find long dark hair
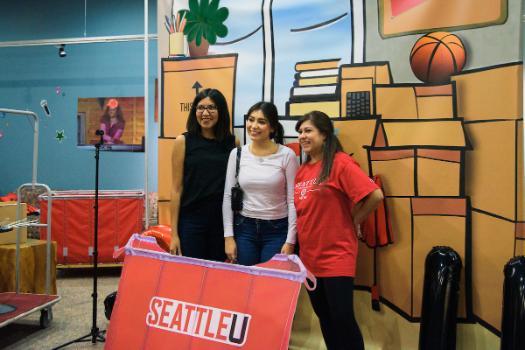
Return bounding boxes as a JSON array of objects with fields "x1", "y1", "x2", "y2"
[
  {"x1": 186, "y1": 88, "x2": 232, "y2": 142},
  {"x1": 100, "y1": 105, "x2": 125, "y2": 126},
  {"x1": 295, "y1": 110, "x2": 343, "y2": 183},
  {"x1": 246, "y1": 101, "x2": 284, "y2": 144}
]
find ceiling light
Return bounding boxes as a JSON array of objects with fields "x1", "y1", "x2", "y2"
[{"x1": 58, "y1": 44, "x2": 66, "y2": 58}]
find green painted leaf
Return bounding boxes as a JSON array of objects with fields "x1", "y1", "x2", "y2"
[
  {"x1": 199, "y1": 0, "x2": 208, "y2": 18},
  {"x1": 196, "y1": 24, "x2": 207, "y2": 40},
  {"x1": 209, "y1": 0, "x2": 219, "y2": 13},
  {"x1": 186, "y1": 11, "x2": 197, "y2": 22},
  {"x1": 206, "y1": 28, "x2": 217, "y2": 44},
  {"x1": 188, "y1": 0, "x2": 199, "y2": 14},
  {"x1": 195, "y1": 26, "x2": 203, "y2": 46},
  {"x1": 186, "y1": 24, "x2": 199, "y2": 42},
  {"x1": 215, "y1": 7, "x2": 228, "y2": 22},
  {"x1": 181, "y1": 0, "x2": 229, "y2": 45},
  {"x1": 215, "y1": 23, "x2": 227, "y2": 38},
  {"x1": 183, "y1": 20, "x2": 195, "y2": 36}
]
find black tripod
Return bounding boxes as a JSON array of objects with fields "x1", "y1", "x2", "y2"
[{"x1": 53, "y1": 130, "x2": 106, "y2": 349}]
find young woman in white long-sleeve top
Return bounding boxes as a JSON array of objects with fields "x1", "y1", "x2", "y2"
[{"x1": 222, "y1": 102, "x2": 299, "y2": 265}]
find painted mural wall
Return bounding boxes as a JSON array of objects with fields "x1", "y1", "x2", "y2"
[{"x1": 157, "y1": 0, "x2": 523, "y2": 341}]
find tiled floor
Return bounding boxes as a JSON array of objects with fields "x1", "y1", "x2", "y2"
[{"x1": 0, "y1": 268, "x2": 121, "y2": 350}]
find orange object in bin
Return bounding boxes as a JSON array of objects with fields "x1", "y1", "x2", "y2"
[
  {"x1": 105, "y1": 234, "x2": 315, "y2": 349},
  {"x1": 142, "y1": 225, "x2": 172, "y2": 252}
]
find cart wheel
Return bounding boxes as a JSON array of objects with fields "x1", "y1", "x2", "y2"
[{"x1": 39, "y1": 308, "x2": 53, "y2": 328}]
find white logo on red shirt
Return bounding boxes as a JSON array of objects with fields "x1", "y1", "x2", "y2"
[
  {"x1": 295, "y1": 178, "x2": 320, "y2": 200},
  {"x1": 299, "y1": 188, "x2": 308, "y2": 200}
]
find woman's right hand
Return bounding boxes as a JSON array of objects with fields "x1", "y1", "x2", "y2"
[
  {"x1": 225, "y1": 237, "x2": 237, "y2": 263},
  {"x1": 170, "y1": 234, "x2": 182, "y2": 255}
]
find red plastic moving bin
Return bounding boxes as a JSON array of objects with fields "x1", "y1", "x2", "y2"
[
  {"x1": 105, "y1": 235, "x2": 315, "y2": 350},
  {"x1": 39, "y1": 190, "x2": 144, "y2": 265}
]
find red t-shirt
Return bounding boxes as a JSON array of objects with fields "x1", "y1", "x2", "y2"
[{"x1": 294, "y1": 152, "x2": 378, "y2": 277}]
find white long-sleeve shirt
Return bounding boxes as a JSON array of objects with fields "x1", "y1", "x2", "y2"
[{"x1": 223, "y1": 144, "x2": 299, "y2": 244}]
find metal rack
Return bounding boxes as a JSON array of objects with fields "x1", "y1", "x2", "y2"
[{"x1": 0, "y1": 108, "x2": 60, "y2": 329}]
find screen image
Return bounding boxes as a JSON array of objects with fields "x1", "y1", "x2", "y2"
[{"x1": 77, "y1": 97, "x2": 145, "y2": 152}]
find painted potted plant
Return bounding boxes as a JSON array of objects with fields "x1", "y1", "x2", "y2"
[{"x1": 180, "y1": 0, "x2": 229, "y2": 57}]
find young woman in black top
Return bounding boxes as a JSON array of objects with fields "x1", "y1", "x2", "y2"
[{"x1": 170, "y1": 89, "x2": 235, "y2": 261}]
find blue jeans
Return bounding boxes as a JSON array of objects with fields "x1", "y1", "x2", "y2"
[
  {"x1": 178, "y1": 198, "x2": 226, "y2": 262},
  {"x1": 234, "y1": 214, "x2": 288, "y2": 266}
]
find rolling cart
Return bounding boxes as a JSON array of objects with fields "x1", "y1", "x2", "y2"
[{"x1": 0, "y1": 108, "x2": 60, "y2": 329}]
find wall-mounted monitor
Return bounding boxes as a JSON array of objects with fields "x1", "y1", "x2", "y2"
[{"x1": 77, "y1": 97, "x2": 145, "y2": 152}]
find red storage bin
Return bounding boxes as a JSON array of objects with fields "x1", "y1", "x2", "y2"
[
  {"x1": 106, "y1": 235, "x2": 314, "y2": 349},
  {"x1": 39, "y1": 190, "x2": 144, "y2": 265}
]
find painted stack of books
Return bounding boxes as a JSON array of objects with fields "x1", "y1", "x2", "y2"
[{"x1": 285, "y1": 58, "x2": 341, "y2": 118}]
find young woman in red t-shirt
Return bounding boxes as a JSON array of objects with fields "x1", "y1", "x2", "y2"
[{"x1": 294, "y1": 111, "x2": 384, "y2": 350}]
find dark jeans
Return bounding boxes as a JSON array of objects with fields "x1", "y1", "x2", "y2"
[
  {"x1": 178, "y1": 198, "x2": 226, "y2": 262},
  {"x1": 234, "y1": 214, "x2": 287, "y2": 266},
  {"x1": 307, "y1": 277, "x2": 364, "y2": 350}
]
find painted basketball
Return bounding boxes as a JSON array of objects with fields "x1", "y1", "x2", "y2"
[{"x1": 410, "y1": 32, "x2": 466, "y2": 83}]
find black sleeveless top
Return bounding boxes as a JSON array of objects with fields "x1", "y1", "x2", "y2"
[{"x1": 180, "y1": 132, "x2": 235, "y2": 211}]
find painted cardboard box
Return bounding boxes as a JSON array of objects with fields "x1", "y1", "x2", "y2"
[
  {"x1": 378, "y1": 197, "x2": 470, "y2": 319},
  {"x1": 158, "y1": 138, "x2": 176, "y2": 201},
  {"x1": 465, "y1": 119, "x2": 523, "y2": 222},
  {"x1": 333, "y1": 118, "x2": 378, "y2": 175},
  {"x1": 375, "y1": 83, "x2": 456, "y2": 119},
  {"x1": 339, "y1": 62, "x2": 392, "y2": 118},
  {"x1": 158, "y1": 200, "x2": 171, "y2": 226},
  {"x1": 451, "y1": 63, "x2": 522, "y2": 121},
  {"x1": 471, "y1": 210, "x2": 516, "y2": 331},
  {"x1": 515, "y1": 224, "x2": 525, "y2": 256},
  {"x1": 162, "y1": 55, "x2": 237, "y2": 138},
  {"x1": 367, "y1": 119, "x2": 470, "y2": 196}
]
